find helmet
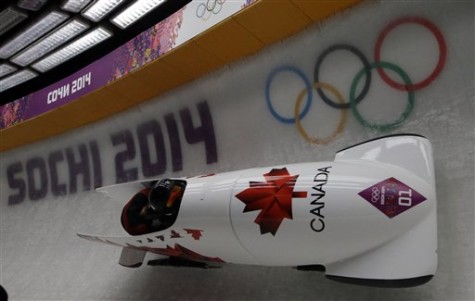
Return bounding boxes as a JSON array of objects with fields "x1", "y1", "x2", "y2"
[{"x1": 148, "y1": 179, "x2": 173, "y2": 211}]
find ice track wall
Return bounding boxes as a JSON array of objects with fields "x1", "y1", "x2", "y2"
[
  {"x1": 1, "y1": 1, "x2": 474, "y2": 300},
  {"x1": 0, "y1": 0, "x2": 361, "y2": 152}
]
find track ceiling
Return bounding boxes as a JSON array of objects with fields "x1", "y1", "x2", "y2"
[{"x1": 0, "y1": 0, "x2": 191, "y2": 105}]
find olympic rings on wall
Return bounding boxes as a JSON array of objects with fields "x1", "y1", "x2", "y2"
[
  {"x1": 265, "y1": 16, "x2": 446, "y2": 144},
  {"x1": 374, "y1": 16, "x2": 447, "y2": 91},
  {"x1": 265, "y1": 65, "x2": 313, "y2": 124},
  {"x1": 295, "y1": 82, "x2": 348, "y2": 145},
  {"x1": 350, "y1": 61, "x2": 415, "y2": 131},
  {"x1": 196, "y1": 0, "x2": 226, "y2": 21},
  {"x1": 314, "y1": 44, "x2": 372, "y2": 109}
]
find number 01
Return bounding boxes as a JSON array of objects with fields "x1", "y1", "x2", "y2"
[{"x1": 398, "y1": 189, "x2": 412, "y2": 206}]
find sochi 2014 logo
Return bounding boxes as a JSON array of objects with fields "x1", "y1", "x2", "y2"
[
  {"x1": 358, "y1": 177, "x2": 427, "y2": 218},
  {"x1": 235, "y1": 168, "x2": 307, "y2": 235},
  {"x1": 196, "y1": 0, "x2": 226, "y2": 21}
]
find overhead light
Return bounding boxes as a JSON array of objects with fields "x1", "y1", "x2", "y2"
[
  {"x1": 0, "y1": 7, "x2": 28, "y2": 36},
  {"x1": 61, "y1": 0, "x2": 92, "y2": 13},
  {"x1": 0, "y1": 11, "x2": 69, "y2": 59},
  {"x1": 11, "y1": 19, "x2": 89, "y2": 67},
  {"x1": 111, "y1": 0, "x2": 164, "y2": 29},
  {"x1": 82, "y1": 0, "x2": 126, "y2": 22},
  {"x1": 0, "y1": 69, "x2": 37, "y2": 93},
  {"x1": 17, "y1": 0, "x2": 49, "y2": 11},
  {"x1": 32, "y1": 27, "x2": 112, "y2": 72},
  {"x1": 0, "y1": 63, "x2": 18, "y2": 78}
]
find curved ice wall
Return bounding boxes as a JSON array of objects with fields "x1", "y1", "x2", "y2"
[{"x1": 0, "y1": 1, "x2": 473, "y2": 300}]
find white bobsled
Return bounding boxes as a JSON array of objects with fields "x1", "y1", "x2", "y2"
[{"x1": 78, "y1": 134, "x2": 437, "y2": 287}]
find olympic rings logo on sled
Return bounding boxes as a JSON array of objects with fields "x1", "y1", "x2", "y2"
[
  {"x1": 196, "y1": 0, "x2": 226, "y2": 21},
  {"x1": 265, "y1": 16, "x2": 447, "y2": 144}
]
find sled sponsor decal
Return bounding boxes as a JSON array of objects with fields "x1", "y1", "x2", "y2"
[
  {"x1": 79, "y1": 228, "x2": 204, "y2": 246},
  {"x1": 235, "y1": 168, "x2": 307, "y2": 236},
  {"x1": 128, "y1": 243, "x2": 225, "y2": 263},
  {"x1": 309, "y1": 166, "x2": 331, "y2": 232},
  {"x1": 135, "y1": 228, "x2": 203, "y2": 244},
  {"x1": 184, "y1": 228, "x2": 204, "y2": 240},
  {"x1": 358, "y1": 177, "x2": 426, "y2": 218},
  {"x1": 79, "y1": 232, "x2": 223, "y2": 263}
]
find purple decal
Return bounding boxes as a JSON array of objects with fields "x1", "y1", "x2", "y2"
[
  {"x1": 0, "y1": 96, "x2": 30, "y2": 128},
  {"x1": 180, "y1": 101, "x2": 217, "y2": 164},
  {"x1": 26, "y1": 157, "x2": 48, "y2": 201},
  {"x1": 5, "y1": 140, "x2": 102, "y2": 205},
  {"x1": 0, "y1": 7, "x2": 185, "y2": 129},
  {"x1": 7, "y1": 162, "x2": 26, "y2": 205},
  {"x1": 24, "y1": 57, "x2": 114, "y2": 120},
  {"x1": 358, "y1": 177, "x2": 426, "y2": 218},
  {"x1": 4, "y1": 102, "x2": 217, "y2": 205},
  {"x1": 242, "y1": 0, "x2": 258, "y2": 8},
  {"x1": 49, "y1": 150, "x2": 67, "y2": 197},
  {"x1": 165, "y1": 113, "x2": 183, "y2": 172},
  {"x1": 109, "y1": 101, "x2": 216, "y2": 185},
  {"x1": 111, "y1": 129, "x2": 139, "y2": 184},
  {"x1": 137, "y1": 120, "x2": 167, "y2": 177},
  {"x1": 89, "y1": 141, "x2": 103, "y2": 189},
  {"x1": 66, "y1": 144, "x2": 91, "y2": 194},
  {"x1": 111, "y1": 8, "x2": 184, "y2": 80}
]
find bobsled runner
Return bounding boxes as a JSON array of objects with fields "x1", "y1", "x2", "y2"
[{"x1": 78, "y1": 134, "x2": 437, "y2": 287}]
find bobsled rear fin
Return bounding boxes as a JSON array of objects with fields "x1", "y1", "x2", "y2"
[
  {"x1": 119, "y1": 247, "x2": 146, "y2": 268},
  {"x1": 335, "y1": 134, "x2": 435, "y2": 185}
]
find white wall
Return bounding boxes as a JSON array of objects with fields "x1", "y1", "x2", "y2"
[{"x1": 1, "y1": 1, "x2": 473, "y2": 299}]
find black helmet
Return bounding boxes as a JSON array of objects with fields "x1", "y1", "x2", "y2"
[{"x1": 148, "y1": 179, "x2": 173, "y2": 211}]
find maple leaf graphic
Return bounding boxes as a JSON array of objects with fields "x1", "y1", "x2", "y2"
[
  {"x1": 170, "y1": 230, "x2": 183, "y2": 239},
  {"x1": 184, "y1": 228, "x2": 204, "y2": 240},
  {"x1": 235, "y1": 168, "x2": 307, "y2": 235},
  {"x1": 127, "y1": 243, "x2": 225, "y2": 263}
]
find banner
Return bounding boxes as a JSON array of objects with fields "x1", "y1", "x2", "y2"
[{"x1": 0, "y1": 0, "x2": 256, "y2": 129}]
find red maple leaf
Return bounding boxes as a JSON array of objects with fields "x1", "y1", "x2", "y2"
[
  {"x1": 235, "y1": 168, "x2": 307, "y2": 235},
  {"x1": 184, "y1": 228, "x2": 204, "y2": 240},
  {"x1": 127, "y1": 243, "x2": 225, "y2": 263},
  {"x1": 170, "y1": 230, "x2": 183, "y2": 239}
]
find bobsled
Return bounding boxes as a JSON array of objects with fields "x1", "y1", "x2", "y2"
[{"x1": 78, "y1": 134, "x2": 437, "y2": 287}]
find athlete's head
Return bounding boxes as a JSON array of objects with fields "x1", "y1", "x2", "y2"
[{"x1": 148, "y1": 179, "x2": 172, "y2": 211}]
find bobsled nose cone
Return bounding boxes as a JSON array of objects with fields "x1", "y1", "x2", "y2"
[{"x1": 327, "y1": 134, "x2": 437, "y2": 286}]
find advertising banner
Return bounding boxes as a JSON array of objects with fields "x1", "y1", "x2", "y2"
[{"x1": 0, "y1": 0, "x2": 256, "y2": 129}]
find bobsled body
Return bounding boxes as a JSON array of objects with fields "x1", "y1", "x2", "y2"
[{"x1": 79, "y1": 134, "x2": 437, "y2": 287}]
